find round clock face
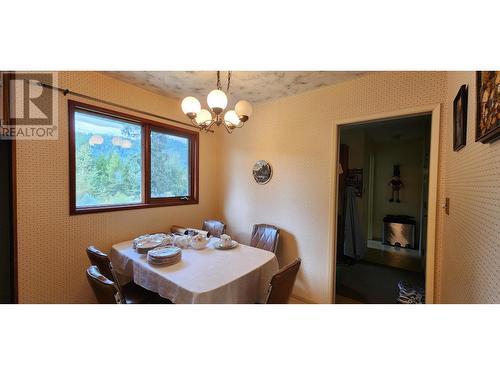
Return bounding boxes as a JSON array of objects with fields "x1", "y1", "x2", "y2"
[{"x1": 252, "y1": 160, "x2": 272, "y2": 184}]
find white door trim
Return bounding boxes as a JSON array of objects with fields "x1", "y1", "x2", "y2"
[{"x1": 328, "y1": 104, "x2": 441, "y2": 304}]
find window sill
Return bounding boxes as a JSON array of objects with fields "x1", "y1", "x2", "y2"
[{"x1": 70, "y1": 199, "x2": 198, "y2": 215}]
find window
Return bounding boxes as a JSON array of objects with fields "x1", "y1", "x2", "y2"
[
  {"x1": 74, "y1": 111, "x2": 143, "y2": 207},
  {"x1": 150, "y1": 129, "x2": 190, "y2": 198},
  {"x1": 69, "y1": 101, "x2": 198, "y2": 214}
]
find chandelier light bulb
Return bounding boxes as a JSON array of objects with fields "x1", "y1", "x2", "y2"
[
  {"x1": 235, "y1": 100, "x2": 253, "y2": 121},
  {"x1": 207, "y1": 89, "x2": 228, "y2": 114},
  {"x1": 224, "y1": 110, "x2": 240, "y2": 126},
  {"x1": 195, "y1": 109, "x2": 212, "y2": 126},
  {"x1": 181, "y1": 96, "x2": 201, "y2": 118}
]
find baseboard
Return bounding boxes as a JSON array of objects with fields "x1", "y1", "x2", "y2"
[{"x1": 290, "y1": 294, "x2": 316, "y2": 304}]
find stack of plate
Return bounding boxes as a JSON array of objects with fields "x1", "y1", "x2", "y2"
[
  {"x1": 147, "y1": 246, "x2": 182, "y2": 266},
  {"x1": 134, "y1": 233, "x2": 173, "y2": 254}
]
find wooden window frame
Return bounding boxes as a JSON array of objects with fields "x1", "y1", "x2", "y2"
[{"x1": 68, "y1": 100, "x2": 199, "y2": 215}]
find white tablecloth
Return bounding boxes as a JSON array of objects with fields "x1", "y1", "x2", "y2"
[{"x1": 110, "y1": 237, "x2": 279, "y2": 304}]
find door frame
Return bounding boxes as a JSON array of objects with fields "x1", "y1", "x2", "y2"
[
  {"x1": 328, "y1": 104, "x2": 441, "y2": 304},
  {"x1": 1, "y1": 72, "x2": 18, "y2": 303}
]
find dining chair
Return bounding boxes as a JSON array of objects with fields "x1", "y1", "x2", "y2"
[
  {"x1": 250, "y1": 224, "x2": 280, "y2": 253},
  {"x1": 266, "y1": 258, "x2": 302, "y2": 304},
  {"x1": 86, "y1": 265, "x2": 124, "y2": 304},
  {"x1": 202, "y1": 220, "x2": 226, "y2": 238},
  {"x1": 86, "y1": 246, "x2": 164, "y2": 304},
  {"x1": 86, "y1": 246, "x2": 114, "y2": 280}
]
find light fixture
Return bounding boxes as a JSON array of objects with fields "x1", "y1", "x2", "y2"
[{"x1": 181, "y1": 71, "x2": 252, "y2": 133}]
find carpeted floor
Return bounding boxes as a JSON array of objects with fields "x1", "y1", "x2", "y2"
[{"x1": 336, "y1": 261, "x2": 425, "y2": 304}]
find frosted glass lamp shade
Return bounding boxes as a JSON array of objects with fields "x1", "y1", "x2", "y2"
[
  {"x1": 207, "y1": 89, "x2": 228, "y2": 113},
  {"x1": 235, "y1": 100, "x2": 253, "y2": 118},
  {"x1": 224, "y1": 110, "x2": 240, "y2": 126},
  {"x1": 181, "y1": 96, "x2": 201, "y2": 117},
  {"x1": 195, "y1": 109, "x2": 212, "y2": 126}
]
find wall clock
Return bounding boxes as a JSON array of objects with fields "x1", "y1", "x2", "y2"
[{"x1": 252, "y1": 160, "x2": 273, "y2": 184}]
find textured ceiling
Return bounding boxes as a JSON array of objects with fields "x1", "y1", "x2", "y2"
[{"x1": 104, "y1": 71, "x2": 365, "y2": 104}]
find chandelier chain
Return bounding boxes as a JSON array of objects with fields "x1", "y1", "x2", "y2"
[
  {"x1": 227, "y1": 71, "x2": 231, "y2": 93},
  {"x1": 216, "y1": 71, "x2": 221, "y2": 90}
]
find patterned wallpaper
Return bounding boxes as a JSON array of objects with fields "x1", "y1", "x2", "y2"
[
  {"x1": 439, "y1": 72, "x2": 500, "y2": 303},
  {"x1": 15, "y1": 72, "x2": 221, "y2": 303}
]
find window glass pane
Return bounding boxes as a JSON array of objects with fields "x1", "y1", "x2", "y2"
[
  {"x1": 150, "y1": 130, "x2": 189, "y2": 198},
  {"x1": 74, "y1": 110, "x2": 142, "y2": 207}
]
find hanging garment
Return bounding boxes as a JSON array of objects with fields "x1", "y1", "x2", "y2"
[{"x1": 343, "y1": 186, "x2": 366, "y2": 260}]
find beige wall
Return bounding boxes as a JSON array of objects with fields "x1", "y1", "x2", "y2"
[
  {"x1": 439, "y1": 72, "x2": 500, "y2": 303},
  {"x1": 217, "y1": 72, "x2": 448, "y2": 303},
  {"x1": 15, "y1": 72, "x2": 221, "y2": 303}
]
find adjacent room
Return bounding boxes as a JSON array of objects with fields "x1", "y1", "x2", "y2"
[{"x1": 336, "y1": 115, "x2": 431, "y2": 303}]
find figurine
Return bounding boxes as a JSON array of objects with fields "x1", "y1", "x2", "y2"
[{"x1": 388, "y1": 165, "x2": 404, "y2": 203}]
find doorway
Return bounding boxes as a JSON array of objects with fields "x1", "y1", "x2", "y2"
[
  {"x1": 0, "y1": 139, "x2": 15, "y2": 303},
  {"x1": 0, "y1": 72, "x2": 16, "y2": 303},
  {"x1": 330, "y1": 105, "x2": 440, "y2": 304}
]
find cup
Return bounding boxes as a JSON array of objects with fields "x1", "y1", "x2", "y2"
[
  {"x1": 190, "y1": 234, "x2": 209, "y2": 250},
  {"x1": 220, "y1": 234, "x2": 232, "y2": 247}
]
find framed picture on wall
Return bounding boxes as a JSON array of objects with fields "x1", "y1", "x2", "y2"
[
  {"x1": 252, "y1": 160, "x2": 273, "y2": 184},
  {"x1": 476, "y1": 71, "x2": 500, "y2": 143},
  {"x1": 453, "y1": 84, "x2": 468, "y2": 151}
]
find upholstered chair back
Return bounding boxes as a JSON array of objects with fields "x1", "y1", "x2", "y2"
[
  {"x1": 86, "y1": 246, "x2": 114, "y2": 281},
  {"x1": 202, "y1": 220, "x2": 226, "y2": 238},
  {"x1": 86, "y1": 265, "x2": 123, "y2": 304},
  {"x1": 250, "y1": 224, "x2": 280, "y2": 253},
  {"x1": 266, "y1": 258, "x2": 301, "y2": 304}
]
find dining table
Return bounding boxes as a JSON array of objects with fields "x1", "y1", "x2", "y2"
[{"x1": 110, "y1": 234, "x2": 279, "y2": 304}]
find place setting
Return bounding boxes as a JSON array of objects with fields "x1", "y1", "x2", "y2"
[{"x1": 214, "y1": 234, "x2": 238, "y2": 250}]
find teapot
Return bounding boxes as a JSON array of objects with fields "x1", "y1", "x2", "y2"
[
  {"x1": 190, "y1": 233, "x2": 209, "y2": 250},
  {"x1": 161, "y1": 233, "x2": 176, "y2": 246},
  {"x1": 174, "y1": 235, "x2": 190, "y2": 249}
]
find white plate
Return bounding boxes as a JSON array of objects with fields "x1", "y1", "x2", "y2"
[
  {"x1": 147, "y1": 256, "x2": 181, "y2": 267},
  {"x1": 148, "y1": 246, "x2": 182, "y2": 259},
  {"x1": 215, "y1": 240, "x2": 239, "y2": 250},
  {"x1": 134, "y1": 233, "x2": 169, "y2": 251}
]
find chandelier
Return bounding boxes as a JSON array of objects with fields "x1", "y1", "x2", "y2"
[{"x1": 181, "y1": 71, "x2": 253, "y2": 133}]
